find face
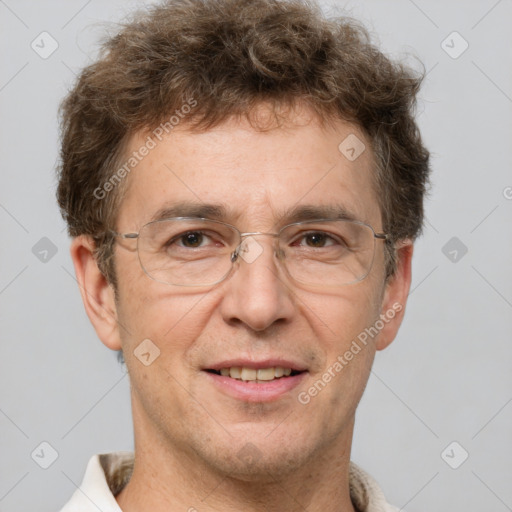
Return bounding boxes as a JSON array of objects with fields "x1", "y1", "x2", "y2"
[{"x1": 77, "y1": 105, "x2": 411, "y2": 480}]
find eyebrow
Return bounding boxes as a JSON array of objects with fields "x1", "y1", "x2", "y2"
[
  {"x1": 148, "y1": 201, "x2": 358, "y2": 225},
  {"x1": 149, "y1": 202, "x2": 229, "y2": 223},
  {"x1": 281, "y1": 204, "x2": 357, "y2": 224}
]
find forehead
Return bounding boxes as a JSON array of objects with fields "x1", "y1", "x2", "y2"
[{"x1": 116, "y1": 109, "x2": 381, "y2": 231}]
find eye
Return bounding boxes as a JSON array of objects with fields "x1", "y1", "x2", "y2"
[
  {"x1": 294, "y1": 231, "x2": 340, "y2": 248},
  {"x1": 179, "y1": 231, "x2": 207, "y2": 248},
  {"x1": 301, "y1": 232, "x2": 334, "y2": 247},
  {"x1": 166, "y1": 230, "x2": 216, "y2": 249}
]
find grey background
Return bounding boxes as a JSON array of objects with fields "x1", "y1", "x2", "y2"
[{"x1": 1, "y1": 0, "x2": 511, "y2": 511}]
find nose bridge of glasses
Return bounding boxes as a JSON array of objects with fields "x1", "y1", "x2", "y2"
[
  {"x1": 239, "y1": 230, "x2": 279, "y2": 238},
  {"x1": 233, "y1": 231, "x2": 282, "y2": 264}
]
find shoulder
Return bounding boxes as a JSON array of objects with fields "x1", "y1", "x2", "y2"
[
  {"x1": 349, "y1": 461, "x2": 404, "y2": 512},
  {"x1": 58, "y1": 452, "x2": 134, "y2": 512}
]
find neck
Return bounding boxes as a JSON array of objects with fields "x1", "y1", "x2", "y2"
[{"x1": 116, "y1": 399, "x2": 357, "y2": 512}]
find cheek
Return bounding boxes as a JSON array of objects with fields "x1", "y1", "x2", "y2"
[
  {"x1": 114, "y1": 258, "x2": 214, "y2": 370},
  {"x1": 115, "y1": 245, "x2": 206, "y2": 335},
  {"x1": 301, "y1": 282, "x2": 383, "y2": 348},
  {"x1": 117, "y1": 287, "x2": 214, "y2": 426},
  {"x1": 119, "y1": 290, "x2": 212, "y2": 349},
  {"x1": 291, "y1": 289, "x2": 380, "y2": 440},
  {"x1": 297, "y1": 285, "x2": 382, "y2": 394}
]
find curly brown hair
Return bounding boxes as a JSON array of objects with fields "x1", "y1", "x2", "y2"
[{"x1": 56, "y1": 0, "x2": 430, "y2": 287}]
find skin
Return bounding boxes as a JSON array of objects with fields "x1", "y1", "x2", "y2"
[{"x1": 71, "y1": 104, "x2": 413, "y2": 512}]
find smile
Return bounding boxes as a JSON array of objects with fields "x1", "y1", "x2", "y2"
[
  {"x1": 203, "y1": 362, "x2": 308, "y2": 402},
  {"x1": 208, "y1": 366, "x2": 300, "y2": 382}
]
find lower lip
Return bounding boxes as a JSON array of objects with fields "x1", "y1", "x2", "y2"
[{"x1": 203, "y1": 371, "x2": 307, "y2": 402}]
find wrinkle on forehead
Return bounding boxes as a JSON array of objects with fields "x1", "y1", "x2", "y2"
[{"x1": 116, "y1": 111, "x2": 381, "y2": 233}]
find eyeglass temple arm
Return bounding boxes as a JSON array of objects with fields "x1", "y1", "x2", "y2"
[{"x1": 109, "y1": 229, "x2": 139, "y2": 240}]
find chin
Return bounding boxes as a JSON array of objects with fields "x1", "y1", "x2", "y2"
[
  {"x1": 216, "y1": 445, "x2": 314, "y2": 482},
  {"x1": 187, "y1": 425, "x2": 323, "y2": 482}
]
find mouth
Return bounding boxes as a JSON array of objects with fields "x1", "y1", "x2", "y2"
[
  {"x1": 205, "y1": 366, "x2": 302, "y2": 382},
  {"x1": 202, "y1": 361, "x2": 308, "y2": 402}
]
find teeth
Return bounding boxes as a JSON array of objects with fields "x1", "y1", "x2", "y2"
[
  {"x1": 217, "y1": 366, "x2": 295, "y2": 381},
  {"x1": 256, "y1": 368, "x2": 275, "y2": 381},
  {"x1": 240, "y1": 368, "x2": 257, "y2": 381},
  {"x1": 229, "y1": 367, "x2": 242, "y2": 379}
]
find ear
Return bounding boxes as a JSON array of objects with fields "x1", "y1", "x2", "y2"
[
  {"x1": 70, "y1": 235, "x2": 122, "y2": 351},
  {"x1": 375, "y1": 241, "x2": 413, "y2": 351}
]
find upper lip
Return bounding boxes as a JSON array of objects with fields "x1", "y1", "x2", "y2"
[{"x1": 204, "y1": 358, "x2": 308, "y2": 372}]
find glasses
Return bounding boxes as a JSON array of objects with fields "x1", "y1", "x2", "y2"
[{"x1": 112, "y1": 217, "x2": 388, "y2": 287}]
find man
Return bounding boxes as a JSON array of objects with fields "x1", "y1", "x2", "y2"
[{"x1": 57, "y1": 0, "x2": 429, "y2": 510}]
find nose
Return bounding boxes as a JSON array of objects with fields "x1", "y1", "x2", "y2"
[{"x1": 218, "y1": 235, "x2": 295, "y2": 332}]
